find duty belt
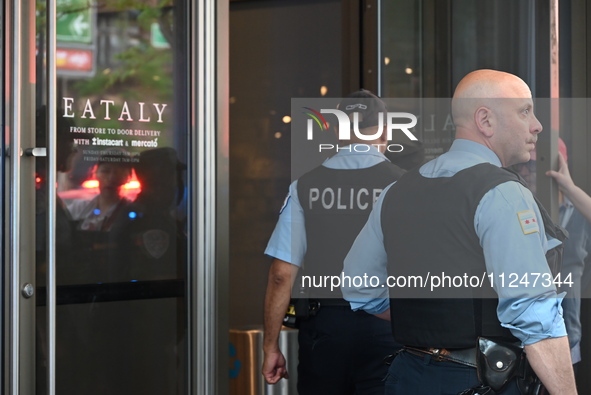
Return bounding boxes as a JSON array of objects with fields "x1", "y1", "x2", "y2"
[{"x1": 404, "y1": 346, "x2": 477, "y2": 368}]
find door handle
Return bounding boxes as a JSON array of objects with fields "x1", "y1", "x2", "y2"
[{"x1": 24, "y1": 147, "x2": 47, "y2": 157}]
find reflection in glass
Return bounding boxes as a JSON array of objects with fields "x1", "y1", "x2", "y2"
[
  {"x1": 380, "y1": 0, "x2": 535, "y2": 162},
  {"x1": 380, "y1": 0, "x2": 421, "y2": 98},
  {"x1": 67, "y1": 149, "x2": 133, "y2": 231},
  {"x1": 381, "y1": 1, "x2": 534, "y2": 98},
  {"x1": 35, "y1": 1, "x2": 188, "y2": 394}
]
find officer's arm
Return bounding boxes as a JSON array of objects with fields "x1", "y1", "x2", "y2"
[
  {"x1": 524, "y1": 337, "x2": 577, "y2": 395},
  {"x1": 262, "y1": 258, "x2": 299, "y2": 384},
  {"x1": 475, "y1": 183, "x2": 576, "y2": 393},
  {"x1": 342, "y1": 183, "x2": 393, "y2": 315}
]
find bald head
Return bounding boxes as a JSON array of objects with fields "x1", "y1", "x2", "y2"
[
  {"x1": 451, "y1": 69, "x2": 532, "y2": 130},
  {"x1": 450, "y1": 69, "x2": 542, "y2": 167}
]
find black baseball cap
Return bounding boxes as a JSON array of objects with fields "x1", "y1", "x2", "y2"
[
  {"x1": 336, "y1": 89, "x2": 387, "y2": 129},
  {"x1": 135, "y1": 147, "x2": 187, "y2": 181}
]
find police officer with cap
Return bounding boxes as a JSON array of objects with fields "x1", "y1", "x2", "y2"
[
  {"x1": 262, "y1": 90, "x2": 404, "y2": 394},
  {"x1": 342, "y1": 70, "x2": 577, "y2": 394}
]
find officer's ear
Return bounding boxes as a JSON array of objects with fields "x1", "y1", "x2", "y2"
[{"x1": 474, "y1": 106, "x2": 495, "y2": 138}]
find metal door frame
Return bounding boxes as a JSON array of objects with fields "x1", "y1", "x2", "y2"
[
  {"x1": 0, "y1": 0, "x2": 3, "y2": 387},
  {"x1": 3, "y1": 0, "x2": 230, "y2": 394},
  {"x1": 5, "y1": 0, "x2": 37, "y2": 393},
  {"x1": 190, "y1": 1, "x2": 230, "y2": 394}
]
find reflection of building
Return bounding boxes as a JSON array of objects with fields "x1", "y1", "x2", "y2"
[{"x1": 3, "y1": 0, "x2": 591, "y2": 394}]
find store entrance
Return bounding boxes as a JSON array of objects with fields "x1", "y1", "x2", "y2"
[{"x1": 4, "y1": 1, "x2": 191, "y2": 393}]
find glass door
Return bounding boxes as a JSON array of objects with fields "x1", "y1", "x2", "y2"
[
  {"x1": 5, "y1": 0, "x2": 228, "y2": 393},
  {"x1": 39, "y1": 1, "x2": 190, "y2": 393},
  {"x1": 6, "y1": 1, "x2": 191, "y2": 393}
]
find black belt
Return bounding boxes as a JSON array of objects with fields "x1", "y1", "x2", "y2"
[{"x1": 404, "y1": 346, "x2": 477, "y2": 368}]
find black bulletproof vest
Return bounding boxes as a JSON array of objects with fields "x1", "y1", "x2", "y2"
[
  {"x1": 298, "y1": 161, "x2": 405, "y2": 299},
  {"x1": 381, "y1": 163, "x2": 566, "y2": 348}
]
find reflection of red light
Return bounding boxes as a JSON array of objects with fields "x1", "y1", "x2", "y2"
[
  {"x1": 124, "y1": 180, "x2": 140, "y2": 189},
  {"x1": 78, "y1": 171, "x2": 141, "y2": 200},
  {"x1": 59, "y1": 170, "x2": 141, "y2": 201},
  {"x1": 82, "y1": 179, "x2": 140, "y2": 190},
  {"x1": 35, "y1": 173, "x2": 43, "y2": 190},
  {"x1": 82, "y1": 179, "x2": 99, "y2": 189}
]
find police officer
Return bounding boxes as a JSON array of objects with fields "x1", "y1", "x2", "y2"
[
  {"x1": 121, "y1": 147, "x2": 187, "y2": 280},
  {"x1": 342, "y1": 70, "x2": 578, "y2": 394},
  {"x1": 262, "y1": 90, "x2": 405, "y2": 394}
]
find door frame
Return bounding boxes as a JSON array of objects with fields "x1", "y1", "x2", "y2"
[
  {"x1": 190, "y1": 1, "x2": 229, "y2": 394},
  {"x1": 3, "y1": 0, "x2": 230, "y2": 394},
  {"x1": 4, "y1": 0, "x2": 37, "y2": 393}
]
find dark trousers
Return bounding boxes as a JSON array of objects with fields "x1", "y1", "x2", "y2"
[
  {"x1": 297, "y1": 306, "x2": 401, "y2": 395},
  {"x1": 384, "y1": 349, "x2": 522, "y2": 395}
]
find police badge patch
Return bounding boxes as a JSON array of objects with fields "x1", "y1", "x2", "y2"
[
  {"x1": 517, "y1": 210, "x2": 539, "y2": 235},
  {"x1": 142, "y1": 229, "x2": 170, "y2": 259}
]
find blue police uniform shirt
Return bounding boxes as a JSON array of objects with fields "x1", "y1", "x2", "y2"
[
  {"x1": 264, "y1": 144, "x2": 390, "y2": 266},
  {"x1": 342, "y1": 139, "x2": 567, "y2": 346}
]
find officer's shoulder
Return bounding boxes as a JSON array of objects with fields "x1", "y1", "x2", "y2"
[
  {"x1": 296, "y1": 163, "x2": 327, "y2": 181},
  {"x1": 490, "y1": 180, "x2": 535, "y2": 207}
]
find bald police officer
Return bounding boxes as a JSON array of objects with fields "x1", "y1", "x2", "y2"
[{"x1": 342, "y1": 70, "x2": 577, "y2": 394}]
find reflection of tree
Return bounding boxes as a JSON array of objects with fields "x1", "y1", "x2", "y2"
[
  {"x1": 36, "y1": 0, "x2": 177, "y2": 146},
  {"x1": 36, "y1": 0, "x2": 175, "y2": 98},
  {"x1": 82, "y1": 2, "x2": 174, "y2": 98},
  {"x1": 76, "y1": 45, "x2": 173, "y2": 98}
]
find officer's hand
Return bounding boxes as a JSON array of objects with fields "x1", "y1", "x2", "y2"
[{"x1": 262, "y1": 350, "x2": 289, "y2": 384}]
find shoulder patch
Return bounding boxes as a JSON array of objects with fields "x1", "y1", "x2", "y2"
[{"x1": 517, "y1": 210, "x2": 540, "y2": 234}]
